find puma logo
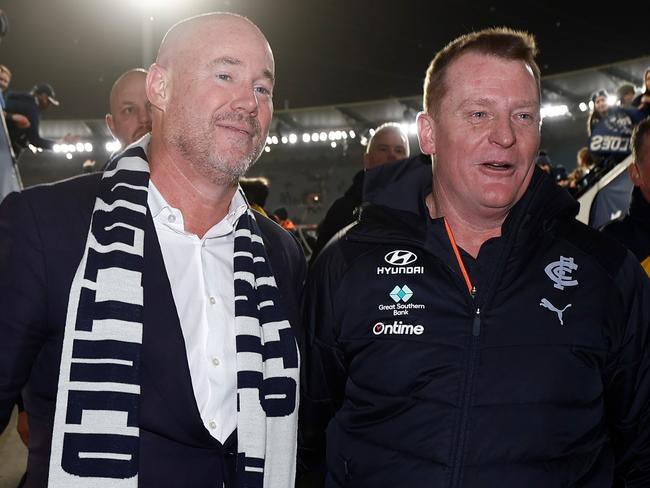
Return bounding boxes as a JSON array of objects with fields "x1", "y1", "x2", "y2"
[{"x1": 540, "y1": 298, "x2": 571, "y2": 325}]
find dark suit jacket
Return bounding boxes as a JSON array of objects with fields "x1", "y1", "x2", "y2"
[{"x1": 0, "y1": 173, "x2": 306, "y2": 487}]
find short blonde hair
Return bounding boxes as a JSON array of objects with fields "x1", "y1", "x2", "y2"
[{"x1": 423, "y1": 27, "x2": 540, "y2": 116}]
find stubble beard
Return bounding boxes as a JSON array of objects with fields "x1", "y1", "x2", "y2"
[{"x1": 169, "y1": 110, "x2": 265, "y2": 187}]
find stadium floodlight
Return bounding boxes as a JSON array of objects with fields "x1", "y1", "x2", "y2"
[
  {"x1": 349, "y1": 130, "x2": 356, "y2": 139},
  {"x1": 330, "y1": 141, "x2": 337, "y2": 148},
  {"x1": 84, "y1": 142, "x2": 93, "y2": 152},
  {"x1": 281, "y1": 136, "x2": 288, "y2": 144},
  {"x1": 540, "y1": 104, "x2": 569, "y2": 119},
  {"x1": 106, "y1": 140, "x2": 121, "y2": 153},
  {"x1": 289, "y1": 134, "x2": 297, "y2": 144},
  {"x1": 578, "y1": 102, "x2": 588, "y2": 112}
]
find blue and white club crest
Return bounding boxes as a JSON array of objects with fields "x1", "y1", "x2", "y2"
[{"x1": 544, "y1": 256, "x2": 578, "y2": 290}]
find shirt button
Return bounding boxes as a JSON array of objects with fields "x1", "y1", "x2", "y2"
[
  {"x1": 208, "y1": 421, "x2": 216, "y2": 430},
  {"x1": 212, "y1": 357, "x2": 220, "y2": 366},
  {"x1": 167, "y1": 214, "x2": 176, "y2": 223},
  {"x1": 209, "y1": 296, "x2": 216, "y2": 305}
]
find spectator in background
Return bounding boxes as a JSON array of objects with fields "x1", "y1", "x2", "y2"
[
  {"x1": 105, "y1": 68, "x2": 152, "y2": 149},
  {"x1": 0, "y1": 64, "x2": 10, "y2": 108},
  {"x1": 0, "y1": 65, "x2": 30, "y2": 131},
  {"x1": 565, "y1": 146, "x2": 595, "y2": 195},
  {"x1": 602, "y1": 118, "x2": 650, "y2": 276},
  {"x1": 535, "y1": 149, "x2": 552, "y2": 174},
  {"x1": 587, "y1": 89, "x2": 610, "y2": 136},
  {"x1": 273, "y1": 206, "x2": 296, "y2": 231},
  {"x1": 632, "y1": 67, "x2": 650, "y2": 110},
  {"x1": 587, "y1": 89, "x2": 649, "y2": 168},
  {"x1": 309, "y1": 122, "x2": 410, "y2": 263},
  {"x1": 240, "y1": 176, "x2": 270, "y2": 216},
  {"x1": 617, "y1": 83, "x2": 636, "y2": 107},
  {"x1": 4, "y1": 83, "x2": 70, "y2": 157}
]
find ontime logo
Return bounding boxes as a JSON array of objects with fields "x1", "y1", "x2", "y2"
[{"x1": 372, "y1": 321, "x2": 424, "y2": 336}]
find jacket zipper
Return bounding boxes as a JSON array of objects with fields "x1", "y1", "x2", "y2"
[
  {"x1": 346, "y1": 232, "x2": 485, "y2": 487},
  {"x1": 450, "y1": 293, "x2": 481, "y2": 488}
]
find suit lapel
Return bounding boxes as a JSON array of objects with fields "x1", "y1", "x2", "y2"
[{"x1": 141, "y1": 210, "x2": 220, "y2": 447}]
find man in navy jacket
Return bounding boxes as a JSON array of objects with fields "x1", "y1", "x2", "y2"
[{"x1": 301, "y1": 28, "x2": 650, "y2": 487}]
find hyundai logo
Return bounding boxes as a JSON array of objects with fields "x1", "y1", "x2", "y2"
[{"x1": 384, "y1": 250, "x2": 417, "y2": 266}]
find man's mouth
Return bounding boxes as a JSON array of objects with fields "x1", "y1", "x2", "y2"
[
  {"x1": 218, "y1": 123, "x2": 252, "y2": 136},
  {"x1": 481, "y1": 161, "x2": 514, "y2": 171}
]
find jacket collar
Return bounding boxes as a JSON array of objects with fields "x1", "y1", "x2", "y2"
[
  {"x1": 628, "y1": 186, "x2": 650, "y2": 225},
  {"x1": 352, "y1": 153, "x2": 579, "y2": 246}
]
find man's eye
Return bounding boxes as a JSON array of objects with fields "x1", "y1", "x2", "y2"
[
  {"x1": 516, "y1": 112, "x2": 536, "y2": 124},
  {"x1": 255, "y1": 86, "x2": 272, "y2": 96},
  {"x1": 471, "y1": 111, "x2": 487, "y2": 119},
  {"x1": 217, "y1": 74, "x2": 231, "y2": 81}
]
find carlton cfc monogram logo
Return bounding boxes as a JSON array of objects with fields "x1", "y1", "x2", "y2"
[{"x1": 544, "y1": 256, "x2": 578, "y2": 290}]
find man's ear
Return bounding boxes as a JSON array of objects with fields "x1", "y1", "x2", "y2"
[
  {"x1": 416, "y1": 111, "x2": 436, "y2": 155},
  {"x1": 362, "y1": 152, "x2": 370, "y2": 168},
  {"x1": 629, "y1": 161, "x2": 642, "y2": 186},
  {"x1": 146, "y1": 63, "x2": 168, "y2": 111},
  {"x1": 105, "y1": 113, "x2": 115, "y2": 137}
]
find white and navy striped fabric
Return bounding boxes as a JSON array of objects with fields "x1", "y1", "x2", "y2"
[{"x1": 48, "y1": 135, "x2": 299, "y2": 488}]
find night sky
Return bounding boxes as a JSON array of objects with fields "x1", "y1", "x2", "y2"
[{"x1": 1, "y1": 0, "x2": 647, "y2": 119}]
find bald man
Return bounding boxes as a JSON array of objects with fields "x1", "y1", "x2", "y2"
[
  {"x1": 310, "y1": 123, "x2": 409, "y2": 262},
  {"x1": 106, "y1": 68, "x2": 152, "y2": 148},
  {"x1": 0, "y1": 13, "x2": 305, "y2": 488}
]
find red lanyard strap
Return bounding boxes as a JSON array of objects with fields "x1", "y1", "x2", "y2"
[{"x1": 444, "y1": 217, "x2": 473, "y2": 295}]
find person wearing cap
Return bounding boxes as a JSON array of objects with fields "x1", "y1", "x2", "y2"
[
  {"x1": 587, "y1": 88, "x2": 650, "y2": 168},
  {"x1": 4, "y1": 82, "x2": 64, "y2": 157}
]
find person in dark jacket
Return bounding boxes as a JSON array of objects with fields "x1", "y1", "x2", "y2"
[
  {"x1": 5, "y1": 83, "x2": 61, "y2": 157},
  {"x1": 631, "y1": 67, "x2": 650, "y2": 110},
  {"x1": 309, "y1": 123, "x2": 409, "y2": 263},
  {"x1": 0, "y1": 13, "x2": 305, "y2": 488},
  {"x1": 300, "y1": 27, "x2": 650, "y2": 488},
  {"x1": 602, "y1": 117, "x2": 650, "y2": 276}
]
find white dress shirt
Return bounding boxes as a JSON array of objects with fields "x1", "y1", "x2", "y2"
[{"x1": 148, "y1": 182, "x2": 248, "y2": 443}]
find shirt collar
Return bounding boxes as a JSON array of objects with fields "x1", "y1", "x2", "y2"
[{"x1": 148, "y1": 181, "x2": 249, "y2": 236}]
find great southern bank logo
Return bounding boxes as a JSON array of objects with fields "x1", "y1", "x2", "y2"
[
  {"x1": 377, "y1": 250, "x2": 424, "y2": 275},
  {"x1": 372, "y1": 320, "x2": 424, "y2": 336},
  {"x1": 390, "y1": 285, "x2": 413, "y2": 302}
]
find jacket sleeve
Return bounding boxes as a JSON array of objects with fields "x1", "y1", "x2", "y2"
[
  {"x1": 298, "y1": 248, "x2": 348, "y2": 486},
  {"x1": 25, "y1": 108, "x2": 55, "y2": 150},
  {"x1": 605, "y1": 254, "x2": 650, "y2": 487},
  {"x1": 0, "y1": 191, "x2": 49, "y2": 433}
]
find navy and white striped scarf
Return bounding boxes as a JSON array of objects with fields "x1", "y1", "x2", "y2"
[{"x1": 48, "y1": 137, "x2": 299, "y2": 487}]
